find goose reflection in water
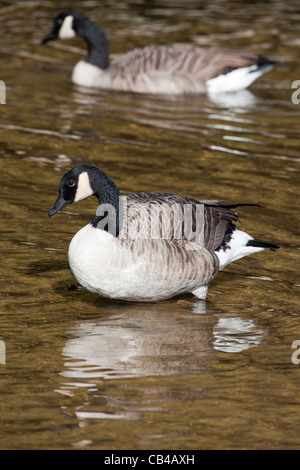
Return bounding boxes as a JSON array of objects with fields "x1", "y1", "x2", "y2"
[{"x1": 60, "y1": 301, "x2": 265, "y2": 383}]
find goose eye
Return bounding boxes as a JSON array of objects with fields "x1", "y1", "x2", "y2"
[{"x1": 67, "y1": 179, "x2": 75, "y2": 188}]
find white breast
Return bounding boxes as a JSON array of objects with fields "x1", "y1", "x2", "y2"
[
  {"x1": 68, "y1": 223, "x2": 215, "y2": 301},
  {"x1": 68, "y1": 224, "x2": 121, "y2": 297},
  {"x1": 72, "y1": 60, "x2": 110, "y2": 88}
]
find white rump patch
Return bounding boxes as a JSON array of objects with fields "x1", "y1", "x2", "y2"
[
  {"x1": 215, "y1": 229, "x2": 266, "y2": 270},
  {"x1": 207, "y1": 64, "x2": 271, "y2": 94},
  {"x1": 75, "y1": 172, "x2": 93, "y2": 202},
  {"x1": 59, "y1": 15, "x2": 76, "y2": 40}
]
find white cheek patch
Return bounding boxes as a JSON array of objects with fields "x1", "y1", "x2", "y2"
[
  {"x1": 75, "y1": 172, "x2": 94, "y2": 202},
  {"x1": 58, "y1": 15, "x2": 76, "y2": 40}
]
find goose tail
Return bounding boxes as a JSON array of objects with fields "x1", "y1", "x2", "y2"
[
  {"x1": 215, "y1": 229, "x2": 279, "y2": 270},
  {"x1": 246, "y1": 238, "x2": 279, "y2": 251},
  {"x1": 207, "y1": 57, "x2": 280, "y2": 94}
]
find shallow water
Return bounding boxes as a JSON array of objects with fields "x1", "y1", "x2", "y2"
[{"x1": 0, "y1": 0, "x2": 300, "y2": 450}]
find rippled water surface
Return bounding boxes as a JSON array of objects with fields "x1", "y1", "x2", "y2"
[{"x1": 0, "y1": 0, "x2": 300, "y2": 450}]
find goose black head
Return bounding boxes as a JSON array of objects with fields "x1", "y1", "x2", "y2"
[
  {"x1": 42, "y1": 11, "x2": 109, "y2": 69},
  {"x1": 42, "y1": 11, "x2": 84, "y2": 44},
  {"x1": 49, "y1": 165, "x2": 123, "y2": 237},
  {"x1": 49, "y1": 165, "x2": 95, "y2": 217}
]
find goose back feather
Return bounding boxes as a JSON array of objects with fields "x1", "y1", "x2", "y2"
[
  {"x1": 106, "y1": 46, "x2": 272, "y2": 93},
  {"x1": 118, "y1": 192, "x2": 244, "y2": 250}
]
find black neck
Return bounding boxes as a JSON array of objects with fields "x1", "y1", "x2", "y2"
[
  {"x1": 89, "y1": 168, "x2": 123, "y2": 237},
  {"x1": 74, "y1": 16, "x2": 109, "y2": 69}
]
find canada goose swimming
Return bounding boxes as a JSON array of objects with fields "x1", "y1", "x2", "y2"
[
  {"x1": 49, "y1": 165, "x2": 279, "y2": 302},
  {"x1": 42, "y1": 11, "x2": 279, "y2": 94}
]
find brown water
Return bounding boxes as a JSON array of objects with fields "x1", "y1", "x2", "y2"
[{"x1": 0, "y1": 0, "x2": 300, "y2": 450}]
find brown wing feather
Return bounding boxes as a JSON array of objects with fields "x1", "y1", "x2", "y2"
[
  {"x1": 121, "y1": 192, "x2": 255, "y2": 251},
  {"x1": 111, "y1": 45, "x2": 265, "y2": 82}
]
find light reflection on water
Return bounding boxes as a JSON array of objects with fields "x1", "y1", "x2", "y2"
[{"x1": 213, "y1": 316, "x2": 265, "y2": 353}]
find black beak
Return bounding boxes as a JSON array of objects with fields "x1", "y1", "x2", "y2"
[
  {"x1": 41, "y1": 30, "x2": 57, "y2": 45},
  {"x1": 49, "y1": 194, "x2": 70, "y2": 217}
]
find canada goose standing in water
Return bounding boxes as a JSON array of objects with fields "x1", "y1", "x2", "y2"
[
  {"x1": 42, "y1": 11, "x2": 279, "y2": 94},
  {"x1": 49, "y1": 165, "x2": 279, "y2": 302}
]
